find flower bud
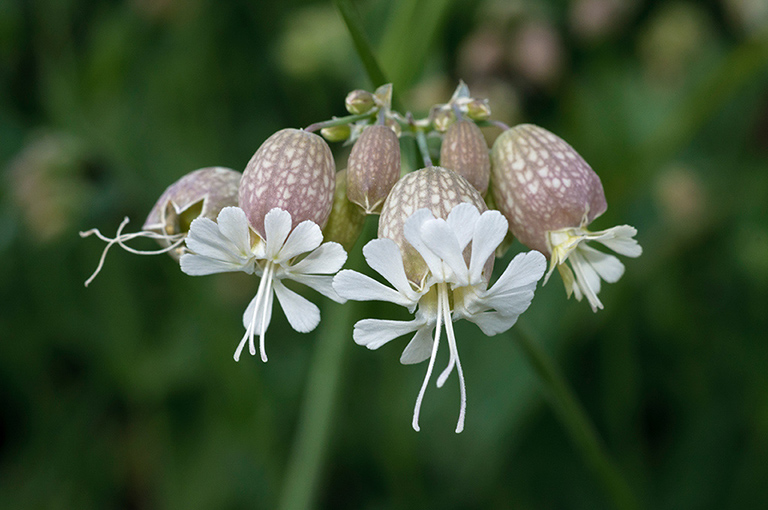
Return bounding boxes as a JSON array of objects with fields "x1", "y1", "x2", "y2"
[
  {"x1": 322, "y1": 169, "x2": 366, "y2": 251},
  {"x1": 239, "y1": 128, "x2": 335, "y2": 238},
  {"x1": 465, "y1": 98, "x2": 491, "y2": 121},
  {"x1": 144, "y1": 166, "x2": 241, "y2": 257},
  {"x1": 345, "y1": 89, "x2": 376, "y2": 115},
  {"x1": 379, "y1": 166, "x2": 487, "y2": 284},
  {"x1": 385, "y1": 117, "x2": 402, "y2": 138},
  {"x1": 490, "y1": 124, "x2": 606, "y2": 254},
  {"x1": 346, "y1": 125, "x2": 401, "y2": 214},
  {"x1": 320, "y1": 124, "x2": 351, "y2": 143},
  {"x1": 440, "y1": 119, "x2": 490, "y2": 195},
  {"x1": 431, "y1": 107, "x2": 456, "y2": 132}
]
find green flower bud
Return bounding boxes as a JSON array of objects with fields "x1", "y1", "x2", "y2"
[
  {"x1": 322, "y1": 169, "x2": 366, "y2": 251},
  {"x1": 345, "y1": 89, "x2": 376, "y2": 115},
  {"x1": 439, "y1": 119, "x2": 490, "y2": 195},
  {"x1": 347, "y1": 125, "x2": 401, "y2": 214},
  {"x1": 378, "y1": 166, "x2": 488, "y2": 285},
  {"x1": 465, "y1": 98, "x2": 491, "y2": 121},
  {"x1": 320, "y1": 124, "x2": 351, "y2": 143},
  {"x1": 431, "y1": 107, "x2": 456, "y2": 133},
  {"x1": 239, "y1": 128, "x2": 336, "y2": 238}
]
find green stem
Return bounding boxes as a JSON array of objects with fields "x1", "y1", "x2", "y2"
[
  {"x1": 333, "y1": 0, "x2": 404, "y2": 111},
  {"x1": 415, "y1": 129, "x2": 433, "y2": 167},
  {"x1": 515, "y1": 321, "x2": 640, "y2": 510},
  {"x1": 333, "y1": 0, "x2": 388, "y2": 88},
  {"x1": 277, "y1": 300, "x2": 353, "y2": 510},
  {"x1": 305, "y1": 112, "x2": 375, "y2": 133}
]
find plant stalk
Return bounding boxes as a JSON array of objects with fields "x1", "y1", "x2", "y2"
[{"x1": 515, "y1": 321, "x2": 640, "y2": 510}]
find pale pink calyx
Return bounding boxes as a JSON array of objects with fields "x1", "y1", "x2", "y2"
[
  {"x1": 80, "y1": 166, "x2": 241, "y2": 286},
  {"x1": 346, "y1": 124, "x2": 401, "y2": 214},
  {"x1": 378, "y1": 166, "x2": 488, "y2": 287},
  {"x1": 239, "y1": 129, "x2": 335, "y2": 238},
  {"x1": 490, "y1": 124, "x2": 641, "y2": 312},
  {"x1": 490, "y1": 124, "x2": 606, "y2": 254}
]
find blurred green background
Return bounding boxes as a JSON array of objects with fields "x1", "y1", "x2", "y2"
[{"x1": 2, "y1": 0, "x2": 768, "y2": 508}]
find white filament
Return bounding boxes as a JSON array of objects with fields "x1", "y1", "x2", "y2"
[{"x1": 80, "y1": 217, "x2": 185, "y2": 287}]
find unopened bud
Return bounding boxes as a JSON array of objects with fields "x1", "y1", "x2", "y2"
[
  {"x1": 490, "y1": 124, "x2": 606, "y2": 254},
  {"x1": 322, "y1": 169, "x2": 366, "y2": 251},
  {"x1": 346, "y1": 125, "x2": 401, "y2": 214},
  {"x1": 385, "y1": 117, "x2": 402, "y2": 138},
  {"x1": 431, "y1": 107, "x2": 456, "y2": 132},
  {"x1": 345, "y1": 89, "x2": 376, "y2": 115},
  {"x1": 440, "y1": 120, "x2": 490, "y2": 195},
  {"x1": 144, "y1": 166, "x2": 241, "y2": 257},
  {"x1": 465, "y1": 98, "x2": 491, "y2": 121},
  {"x1": 320, "y1": 124, "x2": 351, "y2": 142},
  {"x1": 379, "y1": 166, "x2": 488, "y2": 284},
  {"x1": 239, "y1": 128, "x2": 336, "y2": 238}
]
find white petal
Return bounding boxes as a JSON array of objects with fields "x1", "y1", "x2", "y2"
[
  {"x1": 569, "y1": 250, "x2": 603, "y2": 312},
  {"x1": 399, "y1": 326, "x2": 435, "y2": 364},
  {"x1": 362, "y1": 239, "x2": 420, "y2": 301},
  {"x1": 403, "y1": 209, "x2": 444, "y2": 277},
  {"x1": 353, "y1": 318, "x2": 423, "y2": 350},
  {"x1": 289, "y1": 242, "x2": 347, "y2": 275},
  {"x1": 277, "y1": 220, "x2": 323, "y2": 263},
  {"x1": 579, "y1": 244, "x2": 625, "y2": 283},
  {"x1": 468, "y1": 210, "x2": 508, "y2": 283},
  {"x1": 485, "y1": 251, "x2": 546, "y2": 300},
  {"x1": 419, "y1": 219, "x2": 468, "y2": 284},
  {"x1": 288, "y1": 274, "x2": 345, "y2": 303},
  {"x1": 591, "y1": 225, "x2": 642, "y2": 257},
  {"x1": 333, "y1": 270, "x2": 418, "y2": 309},
  {"x1": 241, "y1": 286, "x2": 274, "y2": 333},
  {"x1": 470, "y1": 287, "x2": 536, "y2": 318},
  {"x1": 180, "y1": 252, "x2": 253, "y2": 276},
  {"x1": 263, "y1": 208, "x2": 292, "y2": 259},
  {"x1": 215, "y1": 207, "x2": 253, "y2": 254},
  {"x1": 272, "y1": 280, "x2": 321, "y2": 333},
  {"x1": 446, "y1": 203, "x2": 480, "y2": 250},
  {"x1": 466, "y1": 311, "x2": 521, "y2": 336},
  {"x1": 185, "y1": 216, "x2": 252, "y2": 268}
]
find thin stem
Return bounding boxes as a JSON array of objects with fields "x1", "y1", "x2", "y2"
[
  {"x1": 305, "y1": 112, "x2": 374, "y2": 133},
  {"x1": 475, "y1": 119, "x2": 510, "y2": 131},
  {"x1": 333, "y1": 0, "x2": 404, "y2": 111},
  {"x1": 277, "y1": 300, "x2": 354, "y2": 510},
  {"x1": 333, "y1": 0, "x2": 388, "y2": 87},
  {"x1": 515, "y1": 320, "x2": 640, "y2": 510},
  {"x1": 415, "y1": 129, "x2": 433, "y2": 167}
]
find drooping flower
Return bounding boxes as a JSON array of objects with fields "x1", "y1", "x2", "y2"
[
  {"x1": 180, "y1": 128, "x2": 345, "y2": 362},
  {"x1": 181, "y1": 206, "x2": 346, "y2": 362},
  {"x1": 334, "y1": 168, "x2": 546, "y2": 433},
  {"x1": 80, "y1": 166, "x2": 241, "y2": 286},
  {"x1": 491, "y1": 124, "x2": 641, "y2": 311}
]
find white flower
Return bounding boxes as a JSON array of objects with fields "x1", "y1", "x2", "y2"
[
  {"x1": 180, "y1": 206, "x2": 347, "y2": 362},
  {"x1": 545, "y1": 214, "x2": 642, "y2": 313},
  {"x1": 333, "y1": 203, "x2": 546, "y2": 433}
]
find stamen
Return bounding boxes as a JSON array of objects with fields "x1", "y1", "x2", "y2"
[
  {"x1": 412, "y1": 290, "x2": 443, "y2": 432},
  {"x1": 80, "y1": 217, "x2": 185, "y2": 287},
  {"x1": 436, "y1": 284, "x2": 456, "y2": 388},
  {"x1": 259, "y1": 263, "x2": 275, "y2": 363},
  {"x1": 234, "y1": 262, "x2": 272, "y2": 362},
  {"x1": 441, "y1": 283, "x2": 466, "y2": 433},
  {"x1": 568, "y1": 255, "x2": 603, "y2": 312}
]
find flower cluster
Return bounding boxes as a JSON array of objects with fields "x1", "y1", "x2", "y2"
[{"x1": 82, "y1": 82, "x2": 641, "y2": 432}]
